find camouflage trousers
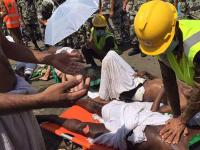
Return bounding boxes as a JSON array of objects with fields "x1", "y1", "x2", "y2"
[
  {"x1": 126, "y1": 0, "x2": 146, "y2": 44},
  {"x1": 17, "y1": 0, "x2": 42, "y2": 42},
  {"x1": 56, "y1": 22, "x2": 90, "y2": 48},
  {"x1": 178, "y1": 1, "x2": 200, "y2": 19},
  {"x1": 110, "y1": 10, "x2": 131, "y2": 45}
]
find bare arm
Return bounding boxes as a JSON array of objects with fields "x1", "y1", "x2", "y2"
[
  {"x1": 151, "y1": 86, "x2": 164, "y2": 112},
  {"x1": 1, "y1": 32, "x2": 84, "y2": 75},
  {"x1": 159, "y1": 61, "x2": 181, "y2": 117},
  {"x1": 0, "y1": 79, "x2": 90, "y2": 114},
  {"x1": 0, "y1": 93, "x2": 47, "y2": 114},
  {"x1": 1, "y1": 34, "x2": 51, "y2": 64}
]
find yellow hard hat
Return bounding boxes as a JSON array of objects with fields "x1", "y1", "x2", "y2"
[
  {"x1": 92, "y1": 14, "x2": 107, "y2": 27},
  {"x1": 134, "y1": 0, "x2": 178, "y2": 56}
]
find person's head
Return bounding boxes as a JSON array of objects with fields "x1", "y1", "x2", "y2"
[
  {"x1": 92, "y1": 14, "x2": 107, "y2": 28},
  {"x1": 92, "y1": 14, "x2": 107, "y2": 36},
  {"x1": 134, "y1": 0, "x2": 179, "y2": 56}
]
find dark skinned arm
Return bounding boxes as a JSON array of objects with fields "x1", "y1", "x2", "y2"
[
  {"x1": 159, "y1": 61, "x2": 181, "y2": 117},
  {"x1": 181, "y1": 52, "x2": 200, "y2": 121},
  {"x1": 0, "y1": 78, "x2": 90, "y2": 114},
  {"x1": 1, "y1": 32, "x2": 84, "y2": 75},
  {"x1": 1, "y1": 33, "x2": 51, "y2": 64}
]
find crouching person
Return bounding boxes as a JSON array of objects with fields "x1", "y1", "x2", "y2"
[{"x1": 81, "y1": 14, "x2": 121, "y2": 68}]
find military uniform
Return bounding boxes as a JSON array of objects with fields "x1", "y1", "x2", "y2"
[
  {"x1": 126, "y1": 0, "x2": 146, "y2": 55},
  {"x1": 127, "y1": 0, "x2": 146, "y2": 37},
  {"x1": 16, "y1": 0, "x2": 42, "y2": 48},
  {"x1": 179, "y1": 0, "x2": 200, "y2": 19},
  {"x1": 111, "y1": 0, "x2": 131, "y2": 46}
]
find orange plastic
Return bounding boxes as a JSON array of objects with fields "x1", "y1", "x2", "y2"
[{"x1": 41, "y1": 105, "x2": 115, "y2": 150}]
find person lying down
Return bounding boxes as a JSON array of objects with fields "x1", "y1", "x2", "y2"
[
  {"x1": 95, "y1": 50, "x2": 189, "y2": 113},
  {"x1": 38, "y1": 51, "x2": 195, "y2": 150},
  {"x1": 38, "y1": 99, "x2": 170, "y2": 150},
  {"x1": 39, "y1": 98, "x2": 199, "y2": 150}
]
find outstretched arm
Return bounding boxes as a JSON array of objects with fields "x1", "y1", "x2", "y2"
[
  {"x1": 0, "y1": 78, "x2": 90, "y2": 114},
  {"x1": 0, "y1": 33, "x2": 84, "y2": 74},
  {"x1": 1, "y1": 34, "x2": 53, "y2": 64}
]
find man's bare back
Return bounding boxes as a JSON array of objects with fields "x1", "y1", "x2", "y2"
[{"x1": 0, "y1": 36, "x2": 16, "y2": 92}]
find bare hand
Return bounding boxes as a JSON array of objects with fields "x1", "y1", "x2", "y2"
[
  {"x1": 49, "y1": 52, "x2": 85, "y2": 75},
  {"x1": 134, "y1": 71, "x2": 146, "y2": 78},
  {"x1": 71, "y1": 50, "x2": 84, "y2": 63},
  {"x1": 41, "y1": 77, "x2": 90, "y2": 106},
  {"x1": 160, "y1": 117, "x2": 188, "y2": 144}
]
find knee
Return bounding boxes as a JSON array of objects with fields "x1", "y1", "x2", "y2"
[{"x1": 102, "y1": 51, "x2": 118, "y2": 65}]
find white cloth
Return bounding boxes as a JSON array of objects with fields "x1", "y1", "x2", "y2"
[
  {"x1": 94, "y1": 100, "x2": 170, "y2": 150},
  {"x1": 55, "y1": 46, "x2": 74, "y2": 54},
  {"x1": 132, "y1": 77, "x2": 146, "y2": 101},
  {"x1": 133, "y1": 86, "x2": 145, "y2": 101},
  {"x1": 99, "y1": 51, "x2": 145, "y2": 101},
  {"x1": 0, "y1": 75, "x2": 45, "y2": 150}
]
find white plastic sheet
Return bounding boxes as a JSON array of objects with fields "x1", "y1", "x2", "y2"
[{"x1": 45, "y1": 0, "x2": 99, "y2": 45}]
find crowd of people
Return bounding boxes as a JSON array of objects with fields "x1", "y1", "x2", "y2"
[{"x1": 0, "y1": 0, "x2": 200, "y2": 150}]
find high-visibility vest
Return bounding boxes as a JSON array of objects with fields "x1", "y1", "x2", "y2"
[
  {"x1": 3, "y1": 0, "x2": 20, "y2": 28},
  {"x1": 165, "y1": 20, "x2": 200, "y2": 86},
  {"x1": 91, "y1": 28, "x2": 121, "y2": 54}
]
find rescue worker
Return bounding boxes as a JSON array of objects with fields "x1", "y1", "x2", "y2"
[
  {"x1": 1, "y1": 0, "x2": 23, "y2": 44},
  {"x1": 134, "y1": 0, "x2": 200, "y2": 144},
  {"x1": 81, "y1": 14, "x2": 121, "y2": 68}
]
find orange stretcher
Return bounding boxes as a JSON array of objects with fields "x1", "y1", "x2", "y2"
[{"x1": 41, "y1": 105, "x2": 115, "y2": 150}]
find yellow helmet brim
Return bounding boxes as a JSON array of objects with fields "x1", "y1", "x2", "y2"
[{"x1": 139, "y1": 25, "x2": 176, "y2": 56}]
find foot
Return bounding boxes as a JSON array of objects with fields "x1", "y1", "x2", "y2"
[{"x1": 39, "y1": 76, "x2": 49, "y2": 81}]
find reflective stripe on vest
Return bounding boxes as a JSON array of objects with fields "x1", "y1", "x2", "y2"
[
  {"x1": 184, "y1": 31, "x2": 200, "y2": 55},
  {"x1": 180, "y1": 20, "x2": 200, "y2": 67},
  {"x1": 165, "y1": 20, "x2": 200, "y2": 86}
]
